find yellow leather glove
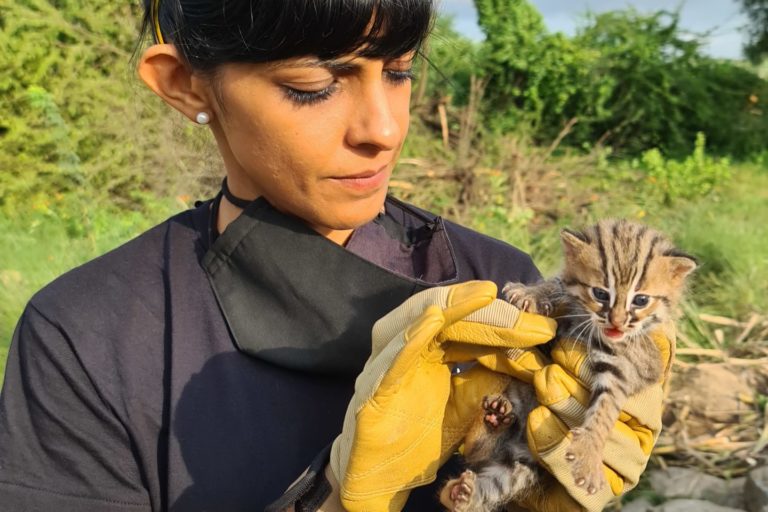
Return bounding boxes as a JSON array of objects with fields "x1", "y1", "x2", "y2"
[
  {"x1": 525, "y1": 326, "x2": 675, "y2": 512},
  {"x1": 329, "y1": 281, "x2": 556, "y2": 512}
]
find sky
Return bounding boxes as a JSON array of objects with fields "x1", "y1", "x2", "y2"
[{"x1": 439, "y1": 0, "x2": 749, "y2": 59}]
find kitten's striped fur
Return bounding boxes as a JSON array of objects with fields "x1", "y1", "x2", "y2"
[{"x1": 440, "y1": 219, "x2": 696, "y2": 512}]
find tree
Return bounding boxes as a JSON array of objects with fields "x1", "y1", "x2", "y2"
[{"x1": 739, "y1": 0, "x2": 768, "y2": 62}]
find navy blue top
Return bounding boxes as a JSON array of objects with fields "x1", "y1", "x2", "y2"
[{"x1": 0, "y1": 197, "x2": 540, "y2": 511}]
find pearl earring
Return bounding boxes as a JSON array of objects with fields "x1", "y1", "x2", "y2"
[{"x1": 196, "y1": 112, "x2": 211, "y2": 125}]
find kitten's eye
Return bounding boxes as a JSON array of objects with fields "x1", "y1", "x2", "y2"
[
  {"x1": 591, "y1": 287, "x2": 610, "y2": 302},
  {"x1": 632, "y1": 294, "x2": 650, "y2": 307}
]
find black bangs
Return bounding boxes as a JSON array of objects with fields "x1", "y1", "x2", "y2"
[{"x1": 148, "y1": 0, "x2": 434, "y2": 72}]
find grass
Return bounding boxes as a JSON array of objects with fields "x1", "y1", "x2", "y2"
[
  {"x1": 412, "y1": 158, "x2": 768, "y2": 349},
  {"x1": 1, "y1": 161, "x2": 766, "y2": 381},
  {"x1": 0, "y1": 195, "x2": 183, "y2": 382}
]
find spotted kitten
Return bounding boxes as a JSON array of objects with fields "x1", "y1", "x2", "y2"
[{"x1": 440, "y1": 219, "x2": 696, "y2": 512}]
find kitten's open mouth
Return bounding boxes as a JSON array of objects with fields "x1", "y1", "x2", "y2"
[{"x1": 603, "y1": 327, "x2": 625, "y2": 339}]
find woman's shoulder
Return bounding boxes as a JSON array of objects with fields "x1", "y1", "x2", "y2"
[
  {"x1": 389, "y1": 197, "x2": 541, "y2": 286},
  {"x1": 29, "y1": 203, "x2": 211, "y2": 322},
  {"x1": 441, "y1": 217, "x2": 542, "y2": 286}
]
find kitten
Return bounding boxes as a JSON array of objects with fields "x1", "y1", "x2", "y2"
[{"x1": 440, "y1": 219, "x2": 696, "y2": 512}]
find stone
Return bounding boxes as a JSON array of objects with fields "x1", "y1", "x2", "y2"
[
  {"x1": 657, "y1": 499, "x2": 746, "y2": 512},
  {"x1": 745, "y1": 466, "x2": 768, "y2": 512},
  {"x1": 648, "y1": 467, "x2": 746, "y2": 509},
  {"x1": 665, "y1": 364, "x2": 758, "y2": 436},
  {"x1": 622, "y1": 497, "x2": 655, "y2": 512}
]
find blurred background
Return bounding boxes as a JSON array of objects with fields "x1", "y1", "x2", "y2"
[{"x1": 1, "y1": 1, "x2": 766, "y2": 509}]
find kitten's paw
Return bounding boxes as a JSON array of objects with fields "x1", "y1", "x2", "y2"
[
  {"x1": 482, "y1": 394, "x2": 515, "y2": 430},
  {"x1": 501, "y1": 282, "x2": 552, "y2": 316},
  {"x1": 565, "y1": 431, "x2": 606, "y2": 495},
  {"x1": 439, "y1": 470, "x2": 478, "y2": 512}
]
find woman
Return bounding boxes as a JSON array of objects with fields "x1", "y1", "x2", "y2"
[{"x1": 0, "y1": 1, "x2": 660, "y2": 511}]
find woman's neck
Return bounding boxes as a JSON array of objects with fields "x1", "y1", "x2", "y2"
[{"x1": 216, "y1": 196, "x2": 354, "y2": 246}]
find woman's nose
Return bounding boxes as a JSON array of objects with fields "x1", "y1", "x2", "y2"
[{"x1": 345, "y1": 82, "x2": 402, "y2": 152}]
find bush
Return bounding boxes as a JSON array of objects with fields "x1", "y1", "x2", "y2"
[
  {"x1": 638, "y1": 133, "x2": 731, "y2": 204},
  {"x1": 456, "y1": 3, "x2": 768, "y2": 159},
  {"x1": 0, "y1": 0, "x2": 219, "y2": 214}
]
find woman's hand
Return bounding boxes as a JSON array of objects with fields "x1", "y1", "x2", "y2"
[
  {"x1": 328, "y1": 281, "x2": 556, "y2": 511},
  {"x1": 522, "y1": 328, "x2": 673, "y2": 512}
]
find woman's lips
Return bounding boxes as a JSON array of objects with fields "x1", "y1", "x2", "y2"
[{"x1": 330, "y1": 165, "x2": 389, "y2": 192}]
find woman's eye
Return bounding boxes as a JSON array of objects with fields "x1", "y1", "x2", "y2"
[
  {"x1": 632, "y1": 294, "x2": 650, "y2": 307},
  {"x1": 384, "y1": 68, "x2": 414, "y2": 85},
  {"x1": 282, "y1": 83, "x2": 338, "y2": 106},
  {"x1": 591, "y1": 287, "x2": 610, "y2": 302}
]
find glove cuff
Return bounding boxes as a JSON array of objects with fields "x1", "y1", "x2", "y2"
[{"x1": 266, "y1": 444, "x2": 334, "y2": 512}]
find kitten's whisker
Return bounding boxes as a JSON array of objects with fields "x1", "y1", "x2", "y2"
[
  {"x1": 554, "y1": 313, "x2": 591, "y2": 320},
  {"x1": 565, "y1": 318, "x2": 592, "y2": 344}
]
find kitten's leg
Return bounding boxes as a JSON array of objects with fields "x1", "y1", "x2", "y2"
[
  {"x1": 440, "y1": 462, "x2": 542, "y2": 512},
  {"x1": 565, "y1": 363, "x2": 629, "y2": 495},
  {"x1": 449, "y1": 461, "x2": 541, "y2": 512},
  {"x1": 462, "y1": 394, "x2": 516, "y2": 463},
  {"x1": 441, "y1": 395, "x2": 518, "y2": 511},
  {"x1": 502, "y1": 279, "x2": 564, "y2": 316},
  {"x1": 440, "y1": 470, "x2": 480, "y2": 512}
]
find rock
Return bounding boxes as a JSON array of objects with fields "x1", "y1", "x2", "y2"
[
  {"x1": 745, "y1": 466, "x2": 768, "y2": 512},
  {"x1": 622, "y1": 497, "x2": 655, "y2": 512},
  {"x1": 657, "y1": 499, "x2": 746, "y2": 512},
  {"x1": 665, "y1": 364, "x2": 758, "y2": 436},
  {"x1": 648, "y1": 468, "x2": 746, "y2": 509}
]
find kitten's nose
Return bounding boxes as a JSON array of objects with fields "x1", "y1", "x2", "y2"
[{"x1": 609, "y1": 311, "x2": 627, "y2": 329}]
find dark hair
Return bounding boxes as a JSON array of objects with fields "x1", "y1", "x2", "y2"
[{"x1": 140, "y1": 0, "x2": 435, "y2": 72}]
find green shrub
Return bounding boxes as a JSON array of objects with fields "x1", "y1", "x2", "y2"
[{"x1": 638, "y1": 133, "x2": 731, "y2": 204}]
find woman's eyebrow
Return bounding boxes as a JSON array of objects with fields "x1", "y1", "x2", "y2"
[{"x1": 270, "y1": 58, "x2": 361, "y2": 74}]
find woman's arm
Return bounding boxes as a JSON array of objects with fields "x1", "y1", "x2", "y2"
[{"x1": 0, "y1": 304, "x2": 151, "y2": 511}]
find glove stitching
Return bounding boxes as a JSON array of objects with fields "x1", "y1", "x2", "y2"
[{"x1": 348, "y1": 413, "x2": 439, "y2": 479}]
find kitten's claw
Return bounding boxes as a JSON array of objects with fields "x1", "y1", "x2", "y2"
[
  {"x1": 440, "y1": 470, "x2": 477, "y2": 512},
  {"x1": 482, "y1": 394, "x2": 515, "y2": 430},
  {"x1": 571, "y1": 427, "x2": 585, "y2": 438},
  {"x1": 566, "y1": 432, "x2": 606, "y2": 496},
  {"x1": 502, "y1": 282, "x2": 553, "y2": 316}
]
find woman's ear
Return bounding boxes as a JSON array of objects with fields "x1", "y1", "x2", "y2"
[{"x1": 138, "y1": 44, "x2": 213, "y2": 123}]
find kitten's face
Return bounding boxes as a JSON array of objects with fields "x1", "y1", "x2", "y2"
[{"x1": 560, "y1": 220, "x2": 696, "y2": 351}]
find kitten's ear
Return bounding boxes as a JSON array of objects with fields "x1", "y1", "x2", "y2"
[
  {"x1": 560, "y1": 228, "x2": 591, "y2": 261},
  {"x1": 664, "y1": 254, "x2": 697, "y2": 282}
]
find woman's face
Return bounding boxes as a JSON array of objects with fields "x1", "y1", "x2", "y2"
[{"x1": 206, "y1": 52, "x2": 414, "y2": 240}]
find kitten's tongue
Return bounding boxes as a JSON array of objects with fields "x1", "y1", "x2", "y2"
[{"x1": 604, "y1": 327, "x2": 624, "y2": 338}]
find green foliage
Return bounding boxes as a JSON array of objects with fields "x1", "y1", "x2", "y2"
[
  {"x1": 558, "y1": 10, "x2": 768, "y2": 158},
  {"x1": 0, "y1": 0, "x2": 220, "y2": 214},
  {"x1": 421, "y1": 16, "x2": 481, "y2": 106},
  {"x1": 572, "y1": 10, "x2": 705, "y2": 155},
  {"x1": 665, "y1": 166, "x2": 768, "y2": 319},
  {"x1": 472, "y1": 0, "x2": 547, "y2": 129},
  {"x1": 0, "y1": 195, "x2": 182, "y2": 351},
  {"x1": 462, "y1": 5, "x2": 768, "y2": 158},
  {"x1": 638, "y1": 133, "x2": 731, "y2": 204},
  {"x1": 469, "y1": 172, "x2": 536, "y2": 250},
  {"x1": 739, "y1": 0, "x2": 768, "y2": 62}
]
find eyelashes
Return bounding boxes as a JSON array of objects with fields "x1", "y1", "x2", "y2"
[
  {"x1": 282, "y1": 85, "x2": 337, "y2": 106},
  {"x1": 282, "y1": 68, "x2": 414, "y2": 106}
]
